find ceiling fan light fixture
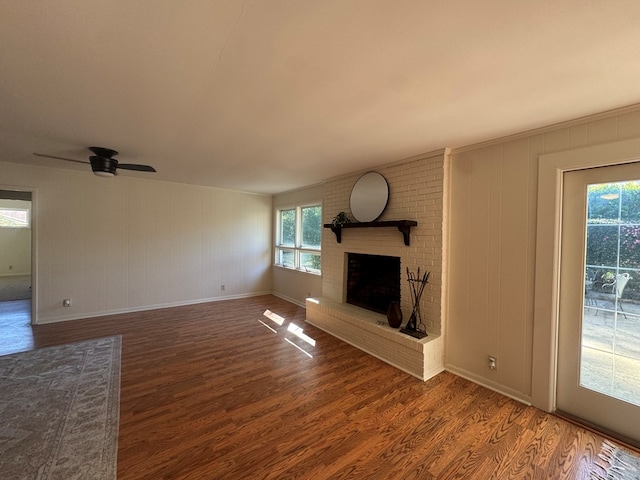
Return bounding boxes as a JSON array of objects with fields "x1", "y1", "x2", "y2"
[{"x1": 93, "y1": 170, "x2": 115, "y2": 178}]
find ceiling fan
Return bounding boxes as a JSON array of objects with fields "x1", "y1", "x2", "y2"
[{"x1": 34, "y1": 147, "x2": 157, "y2": 177}]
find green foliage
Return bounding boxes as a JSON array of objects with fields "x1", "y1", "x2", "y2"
[
  {"x1": 332, "y1": 211, "x2": 350, "y2": 227},
  {"x1": 586, "y1": 181, "x2": 640, "y2": 300},
  {"x1": 280, "y1": 209, "x2": 295, "y2": 246},
  {"x1": 588, "y1": 181, "x2": 640, "y2": 223},
  {"x1": 301, "y1": 206, "x2": 321, "y2": 248}
]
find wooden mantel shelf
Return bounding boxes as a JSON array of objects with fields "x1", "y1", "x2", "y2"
[{"x1": 323, "y1": 220, "x2": 418, "y2": 246}]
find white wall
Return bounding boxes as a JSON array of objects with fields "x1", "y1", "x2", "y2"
[
  {"x1": 446, "y1": 106, "x2": 640, "y2": 405},
  {"x1": 0, "y1": 161, "x2": 272, "y2": 323},
  {"x1": 271, "y1": 184, "x2": 324, "y2": 306},
  {"x1": 0, "y1": 199, "x2": 31, "y2": 275}
]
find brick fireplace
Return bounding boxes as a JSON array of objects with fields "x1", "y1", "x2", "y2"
[{"x1": 305, "y1": 150, "x2": 447, "y2": 380}]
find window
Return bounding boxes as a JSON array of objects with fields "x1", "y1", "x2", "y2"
[
  {"x1": 275, "y1": 204, "x2": 321, "y2": 274},
  {"x1": 0, "y1": 208, "x2": 30, "y2": 228}
]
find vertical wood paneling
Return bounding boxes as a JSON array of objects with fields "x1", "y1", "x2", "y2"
[
  {"x1": 45, "y1": 179, "x2": 66, "y2": 312},
  {"x1": 524, "y1": 135, "x2": 543, "y2": 396},
  {"x1": 618, "y1": 110, "x2": 640, "y2": 140},
  {"x1": 449, "y1": 107, "x2": 640, "y2": 402},
  {"x1": 105, "y1": 181, "x2": 128, "y2": 312},
  {"x1": 543, "y1": 127, "x2": 571, "y2": 153},
  {"x1": 570, "y1": 125, "x2": 588, "y2": 147},
  {"x1": 467, "y1": 149, "x2": 491, "y2": 366},
  {"x1": 500, "y1": 138, "x2": 531, "y2": 394},
  {"x1": 486, "y1": 146, "x2": 503, "y2": 364},
  {"x1": 66, "y1": 178, "x2": 86, "y2": 308},
  {"x1": 0, "y1": 162, "x2": 272, "y2": 323},
  {"x1": 587, "y1": 117, "x2": 618, "y2": 145},
  {"x1": 126, "y1": 185, "x2": 142, "y2": 307},
  {"x1": 447, "y1": 154, "x2": 472, "y2": 365}
]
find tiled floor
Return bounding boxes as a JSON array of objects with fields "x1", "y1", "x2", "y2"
[{"x1": 582, "y1": 296, "x2": 640, "y2": 407}]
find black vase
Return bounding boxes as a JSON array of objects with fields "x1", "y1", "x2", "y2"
[{"x1": 386, "y1": 301, "x2": 403, "y2": 328}]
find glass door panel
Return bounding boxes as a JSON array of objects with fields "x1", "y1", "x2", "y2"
[
  {"x1": 582, "y1": 181, "x2": 640, "y2": 406},
  {"x1": 557, "y1": 163, "x2": 640, "y2": 445}
]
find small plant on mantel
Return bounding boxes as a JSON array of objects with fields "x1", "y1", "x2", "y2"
[{"x1": 332, "y1": 211, "x2": 350, "y2": 227}]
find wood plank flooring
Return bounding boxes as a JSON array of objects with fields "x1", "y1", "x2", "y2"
[{"x1": 0, "y1": 295, "x2": 634, "y2": 479}]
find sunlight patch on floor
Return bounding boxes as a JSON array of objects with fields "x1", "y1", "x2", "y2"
[
  {"x1": 287, "y1": 322, "x2": 316, "y2": 347},
  {"x1": 263, "y1": 309, "x2": 284, "y2": 326},
  {"x1": 259, "y1": 309, "x2": 316, "y2": 358}
]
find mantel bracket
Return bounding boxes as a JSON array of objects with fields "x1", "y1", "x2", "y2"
[{"x1": 397, "y1": 225, "x2": 412, "y2": 246}]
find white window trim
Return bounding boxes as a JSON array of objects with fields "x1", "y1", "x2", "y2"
[{"x1": 274, "y1": 203, "x2": 321, "y2": 275}]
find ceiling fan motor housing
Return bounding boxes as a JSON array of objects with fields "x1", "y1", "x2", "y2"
[{"x1": 90, "y1": 156, "x2": 118, "y2": 177}]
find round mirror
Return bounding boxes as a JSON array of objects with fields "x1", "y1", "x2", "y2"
[{"x1": 350, "y1": 172, "x2": 389, "y2": 222}]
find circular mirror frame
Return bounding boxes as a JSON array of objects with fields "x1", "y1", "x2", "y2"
[{"x1": 349, "y1": 172, "x2": 389, "y2": 222}]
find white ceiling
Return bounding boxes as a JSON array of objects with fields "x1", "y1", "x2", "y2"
[{"x1": 2, "y1": 1, "x2": 640, "y2": 194}]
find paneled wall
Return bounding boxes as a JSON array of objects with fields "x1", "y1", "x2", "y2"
[
  {"x1": 447, "y1": 107, "x2": 640, "y2": 403},
  {"x1": 0, "y1": 161, "x2": 272, "y2": 323}
]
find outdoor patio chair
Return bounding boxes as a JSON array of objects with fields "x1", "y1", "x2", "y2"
[{"x1": 601, "y1": 272, "x2": 632, "y2": 318}]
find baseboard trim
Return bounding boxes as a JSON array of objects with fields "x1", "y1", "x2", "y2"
[
  {"x1": 271, "y1": 292, "x2": 306, "y2": 308},
  {"x1": 445, "y1": 363, "x2": 532, "y2": 406},
  {"x1": 35, "y1": 291, "x2": 273, "y2": 324}
]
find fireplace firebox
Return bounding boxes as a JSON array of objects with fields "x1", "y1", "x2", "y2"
[{"x1": 346, "y1": 253, "x2": 400, "y2": 314}]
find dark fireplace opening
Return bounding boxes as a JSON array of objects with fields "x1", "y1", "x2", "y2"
[{"x1": 346, "y1": 253, "x2": 400, "y2": 314}]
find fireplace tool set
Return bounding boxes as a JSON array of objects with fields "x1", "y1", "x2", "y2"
[{"x1": 400, "y1": 267, "x2": 429, "y2": 339}]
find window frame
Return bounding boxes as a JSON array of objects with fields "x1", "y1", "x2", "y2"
[{"x1": 274, "y1": 203, "x2": 322, "y2": 275}]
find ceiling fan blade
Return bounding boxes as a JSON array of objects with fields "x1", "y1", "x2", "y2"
[
  {"x1": 117, "y1": 164, "x2": 157, "y2": 172},
  {"x1": 33, "y1": 153, "x2": 89, "y2": 165}
]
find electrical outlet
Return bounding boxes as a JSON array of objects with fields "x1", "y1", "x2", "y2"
[
  {"x1": 488, "y1": 356, "x2": 497, "y2": 370},
  {"x1": 220, "y1": 284, "x2": 225, "y2": 291},
  {"x1": 63, "y1": 299, "x2": 71, "y2": 307}
]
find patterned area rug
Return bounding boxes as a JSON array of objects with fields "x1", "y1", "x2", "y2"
[
  {"x1": 0, "y1": 336, "x2": 121, "y2": 480},
  {"x1": 591, "y1": 441, "x2": 640, "y2": 480}
]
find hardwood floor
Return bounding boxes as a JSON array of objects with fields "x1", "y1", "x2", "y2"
[{"x1": 0, "y1": 295, "x2": 632, "y2": 479}]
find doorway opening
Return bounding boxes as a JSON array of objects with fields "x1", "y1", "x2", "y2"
[{"x1": 0, "y1": 189, "x2": 33, "y2": 352}]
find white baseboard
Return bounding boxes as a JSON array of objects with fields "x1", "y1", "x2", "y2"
[
  {"x1": 271, "y1": 291, "x2": 306, "y2": 308},
  {"x1": 35, "y1": 291, "x2": 273, "y2": 324},
  {"x1": 445, "y1": 363, "x2": 532, "y2": 406}
]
